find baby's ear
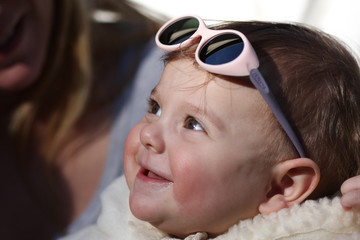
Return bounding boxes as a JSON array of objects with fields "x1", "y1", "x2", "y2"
[{"x1": 258, "y1": 158, "x2": 320, "y2": 214}]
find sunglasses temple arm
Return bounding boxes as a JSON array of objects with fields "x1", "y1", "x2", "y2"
[{"x1": 249, "y1": 69, "x2": 306, "y2": 158}]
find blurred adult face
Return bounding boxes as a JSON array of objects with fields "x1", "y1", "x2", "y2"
[{"x1": 0, "y1": 0, "x2": 53, "y2": 90}]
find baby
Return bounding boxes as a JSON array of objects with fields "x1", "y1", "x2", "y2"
[{"x1": 62, "y1": 16, "x2": 360, "y2": 239}]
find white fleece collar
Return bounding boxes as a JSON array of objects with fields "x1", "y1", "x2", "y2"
[{"x1": 62, "y1": 176, "x2": 360, "y2": 240}]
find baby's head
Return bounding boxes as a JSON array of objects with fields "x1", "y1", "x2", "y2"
[{"x1": 123, "y1": 16, "x2": 360, "y2": 237}]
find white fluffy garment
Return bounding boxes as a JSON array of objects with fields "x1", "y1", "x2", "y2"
[{"x1": 61, "y1": 176, "x2": 360, "y2": 240}]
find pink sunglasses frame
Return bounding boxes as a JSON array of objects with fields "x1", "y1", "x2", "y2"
[{"x1": 155, "y1": 15, "x2": 259, "y2": 76}]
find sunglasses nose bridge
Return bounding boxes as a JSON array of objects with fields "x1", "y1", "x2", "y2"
[
  {"x1": 194, "y1": 27, "x2": 221, "y2": 52},
  {"x1": 199, "y1": 27, "x2": 217, "y2": 38}
]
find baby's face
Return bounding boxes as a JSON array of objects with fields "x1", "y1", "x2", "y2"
[{"x1": 124, "y1": 59, "x2": 273, "y2": 237}]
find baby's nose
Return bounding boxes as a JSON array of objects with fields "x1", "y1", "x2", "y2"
[{"x1": 139, "y1": 122, "x2": 165, "y2": 153}]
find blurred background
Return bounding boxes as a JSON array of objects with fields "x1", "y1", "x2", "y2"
[{"x1": 127, "y1": 0, "x2": 360, "y2": 56}]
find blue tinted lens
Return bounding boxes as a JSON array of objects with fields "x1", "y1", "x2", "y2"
[
  {"x1": 200, "y1": 34, "x2": 244, "y2": 65},
  {"x1": 159, "y1": 18, "x2": 199, "y2": 45}
]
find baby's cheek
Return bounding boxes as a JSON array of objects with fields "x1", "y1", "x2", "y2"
[
  {"x1": 173, "y1": 165, "x2": 218, "y2": 217},
  {"x1": 123, "y1": 125, "x2": 142, "y2": 187}
]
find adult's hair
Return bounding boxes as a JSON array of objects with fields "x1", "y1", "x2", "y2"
[
  {"x1": 11, "y1": 0, "x2": 163, "y2": 167},
  {"x1": 8, "y1": 0, "x2": 162, "y2": 232},
  {"x1": 165, "y1": 20, "x2": 360, "y2": 199},
  {"x1": 11, "y1": 0, "x2": 91, "y2": 165}
]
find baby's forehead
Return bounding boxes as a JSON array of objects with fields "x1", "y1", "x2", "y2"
[
  {"x1": 164, "y1": 59, "x2": 207, "y2": 79},
  {"x1": 162, "y1": 59, "x2": 250, "y2": 90},
  {"x1": 160, "y1": 59, "x2": 266, "y2": 112}
]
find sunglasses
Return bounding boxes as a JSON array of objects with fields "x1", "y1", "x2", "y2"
[{"x1": 155, "y1": 15, "x2": 306, "y2": 158}]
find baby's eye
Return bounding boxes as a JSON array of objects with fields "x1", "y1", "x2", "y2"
[
  {"x1": 147, "y1": 98, "x2": 161, "y2": 116},
  {"x1": 184, "y1": 116, "x2": 205, "y2": 131}
]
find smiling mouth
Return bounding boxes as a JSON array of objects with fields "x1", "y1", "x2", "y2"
[
  {"x1": 143, "y1": 169, "x2": 166, "y2": 180},
  {"x1": 140, "y1": 168, "x2": 172, "y2": 183}
]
